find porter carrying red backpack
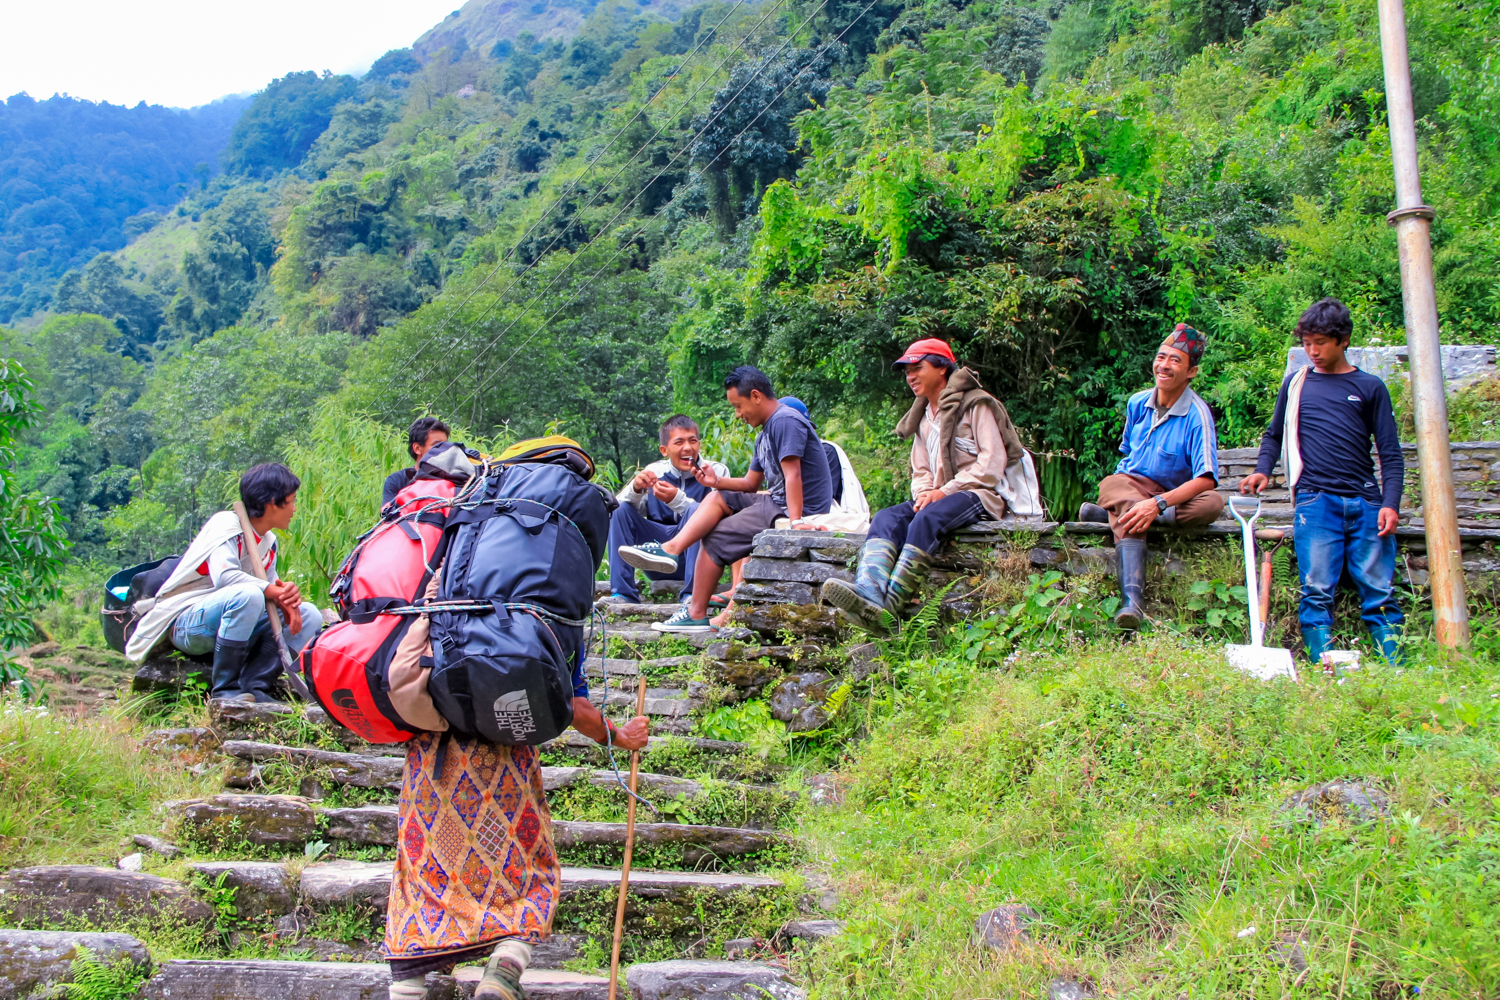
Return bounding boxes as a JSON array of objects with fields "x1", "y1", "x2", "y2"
[
  {"x1": 299, "y1": 442, "x2": 477, "y2": 743},
  {"x1": 299, "y1": 437, "x2": 614, "y2": 746}
]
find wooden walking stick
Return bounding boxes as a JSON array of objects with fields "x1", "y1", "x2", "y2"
[
  {"x1": 607, "y1": 674, "x2": 648, "y2": 1000},
  {"x1": 231, "y1": 501, "x2": 311, "y2": 699}
]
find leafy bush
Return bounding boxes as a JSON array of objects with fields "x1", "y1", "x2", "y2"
[
  {"x1": 0, "y1": 355, "x2": 69, "y2": 646},
  {"x1": 958, "y1": 571, "x2": 1121, "y2": 662}
]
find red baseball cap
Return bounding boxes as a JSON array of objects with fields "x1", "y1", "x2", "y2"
[{"x1": 892, "y1": 338, "x2": 956, "y2": 369}]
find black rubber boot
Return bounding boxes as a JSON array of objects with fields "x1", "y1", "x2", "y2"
[
  {"x1": 883, "y1": 544, "x2": 935, "y2": 620},
  {"x1": 1077, "y1": 502, "x2": 1110, "y2": 524},
  {"x1": 1113, "y1": 537, "x2": 1147, "y2": 630},
  {"x1": 822, "y1": 538, "x2": 899, "y2": 634},
  {"x1": 210, "y1": 636, "x2": 252, "y2": 699},
  {"x1": 241, "y1": 627, "x2": 288, "y2": 705}
]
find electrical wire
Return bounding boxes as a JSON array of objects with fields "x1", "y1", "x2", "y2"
[
  {"x1": 440, "y1": 0, "x2": 882, "y2": 417},
  {"x1": 428, "y1": 0, "x2": 875, "y2": 416}
]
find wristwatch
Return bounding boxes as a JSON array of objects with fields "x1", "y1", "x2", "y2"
[{"x1": 1153, "y1": 496, "x2": 1169, "y2": 515}]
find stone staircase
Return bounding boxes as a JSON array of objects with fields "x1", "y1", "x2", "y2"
[{"x1": 0, "y1": 602, "x2": 828, "y2": 1000}]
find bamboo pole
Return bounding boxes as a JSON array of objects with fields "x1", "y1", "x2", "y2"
[
  {"x1": 231, "y1": 501, "x2": 311, "y2": 698},
  {"x1": 607, "y1": 675, "x2": 648, "y2": 1000},
  {"x1": 1376, "y1": 0, "x2": 1470, "y2": 648}
]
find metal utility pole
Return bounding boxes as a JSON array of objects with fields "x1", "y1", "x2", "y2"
[{"x1": 1376, "y1": 0, "x2": 1470, "y2": 648}]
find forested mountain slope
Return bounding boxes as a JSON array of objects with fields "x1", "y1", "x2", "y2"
[
  {"x1": 0, "y1": 94, "x2": 248, "y2": 322},
  {"x1": 2, "y1": 0, "x2": 1498, "y2": 585}
]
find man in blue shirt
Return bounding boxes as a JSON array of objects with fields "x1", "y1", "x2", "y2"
[
  {"x1": 1078, "y1": 324, "x2": 1225, "y2": 629},
  {"x1": 1238, "y1": 297, "x2": 1404, "y2": 665}
]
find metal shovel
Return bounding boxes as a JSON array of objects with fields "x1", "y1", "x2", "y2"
[{"x1": 1224, "y1": 496, "x2": 1298, "y2": 681}]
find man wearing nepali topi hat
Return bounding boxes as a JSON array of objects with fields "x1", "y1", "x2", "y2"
[{"x1": 1078, "y1": 323, "x2": 1225, "y2": 630}]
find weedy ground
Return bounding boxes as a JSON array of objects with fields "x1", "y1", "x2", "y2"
[{"x1": 789, "y1": 635, "x2": 1500, "y2": 1000}]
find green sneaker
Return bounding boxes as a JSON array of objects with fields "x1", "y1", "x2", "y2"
[
  {"x1": 618, "y1": 541, "x2": 679, "y2": 574},
  {"x1": 651, "y1": 606, "x2": 714, "y2": 633}
]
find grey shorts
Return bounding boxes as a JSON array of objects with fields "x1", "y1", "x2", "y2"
[{"x1": 700, "y1": 491, "x2": 785, "y2": 567}]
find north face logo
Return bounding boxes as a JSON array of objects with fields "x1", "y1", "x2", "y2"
[
  {"x1": 330, "y1": 687, "x2": 372, "y2": 735},
  {"x1": 493, "y1": 690, "x2": 537, "y2": 740}
]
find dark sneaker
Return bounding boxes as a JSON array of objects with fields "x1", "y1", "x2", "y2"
[
  {"x1": 651, "y1": 607, "x2": 713, "y2": 633},
  {"x1": 618, "y1": 541, "x2": 679, "y2": 574}
]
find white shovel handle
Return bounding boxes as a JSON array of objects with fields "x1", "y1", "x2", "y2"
[{"x1": 1228, "y1": 496, "x2": 1263, "y2": 647}]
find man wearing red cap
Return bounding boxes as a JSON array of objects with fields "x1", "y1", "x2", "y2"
[
  {"x1": 823, "y1": 338, "x2": 1041, "y2": 632},
  {"x1": 1078, "y1": 323, "x2": 1224, "y2": 629}
]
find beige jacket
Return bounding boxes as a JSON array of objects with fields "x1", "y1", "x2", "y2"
[{"x1": 909, "y1": 402, "x2": 1009, "y2": 520}]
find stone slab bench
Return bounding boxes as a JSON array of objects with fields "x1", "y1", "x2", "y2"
[{"x1": 734, "y1": 441, "x2": 1500, "y2": 606}]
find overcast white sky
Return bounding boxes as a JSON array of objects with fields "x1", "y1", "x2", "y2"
[{"x1": 0, "y1": 0, "x2": 466, "y2": 109}]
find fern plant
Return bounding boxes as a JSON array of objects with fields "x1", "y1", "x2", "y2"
[{"x1": 65, "y1": 946, "x2": 150, "y2": 1000}]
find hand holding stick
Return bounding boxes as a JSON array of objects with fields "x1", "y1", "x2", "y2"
[
  {"x1": 231, "y1": 501, "x2": 311, "y2": 699},
  {"x1": 607, "y1": 675, "x2": 648, "y2": 1000}
]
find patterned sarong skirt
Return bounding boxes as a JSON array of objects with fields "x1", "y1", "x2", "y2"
[{"x1": 383, "y1": 731, "x2": 560, "y2": 970}]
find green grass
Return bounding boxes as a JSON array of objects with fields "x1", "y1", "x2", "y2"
[
  {"x1": 793, "y1": 636, "x2": 1500, "y2": 999},
  {"x1": 0, "y1": 701, "x2": 219, "y2": 866}
]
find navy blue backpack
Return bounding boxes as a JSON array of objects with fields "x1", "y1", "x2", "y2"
[{"x1": 426, "y1": 451, "x2": 615, "y2": 745}]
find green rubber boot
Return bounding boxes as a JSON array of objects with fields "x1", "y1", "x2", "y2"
[
  {"x1": 883, "y1": 544, "x2": 935, "y2": 620},
  {"x1": 822, "y1": 538, "x2": 898, "y2": 634},
  {"x1": 1301, "y1": 625, "x2": 1332, "y2": 666},
  {"x1": 1367, "y1": 624, "x2": 1404, "y2": 666}
]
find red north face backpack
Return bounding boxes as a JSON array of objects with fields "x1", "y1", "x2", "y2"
[{"x1": 299, "y1": 459, "x2": 468, "y2": 743}]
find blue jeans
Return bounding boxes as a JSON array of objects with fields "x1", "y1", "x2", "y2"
[
  {"x1": 606, "y1": 502, "x2": 699, "y2": 601},
  {"x1": 1293, "y1": 492, "x2": 1402, "y2": 632}
]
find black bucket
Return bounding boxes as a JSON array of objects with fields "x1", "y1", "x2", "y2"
[{"x1": 101, "y1": 557, "x2": 174, "y2": 654}]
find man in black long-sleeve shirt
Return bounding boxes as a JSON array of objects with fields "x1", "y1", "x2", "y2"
[{"x1": 1239, "y1": 297, "x2": 1405, "y2": 665}]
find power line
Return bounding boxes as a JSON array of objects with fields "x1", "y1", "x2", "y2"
[
  {"x1": 425, "y1": 0, "x2": 851, "y2": 409},
  {"x1": 386, "y1": 0, "x2": 799, "y2": 408},
  {"x1": 443, "y1": 0, "x2": 883, "y2": 419}
]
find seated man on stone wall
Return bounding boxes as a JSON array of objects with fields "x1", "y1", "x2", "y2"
[
  {"x1": 606, "y1": 414, "x2": 730, "y2": 603},
  {"x1": 1077, "y1": 323, "x2": 1225, "y2": 630},
  {"x1": 822, "y1": 338, "x2": 1042, "y2": 632},
  {"x1": 618, "y1": 366, "x2": 834, "y2": 632},
  {"x1": 126, "y1": 463, "x2": 323, "y2": 703}
]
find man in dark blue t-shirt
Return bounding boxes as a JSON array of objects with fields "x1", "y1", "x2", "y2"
[
  {"x1": 618, "y1": 365, "x2": 833, "y2": 632},
  {"x1": 1239, "y1": 297, "x2": 1405, "y2": 665}
]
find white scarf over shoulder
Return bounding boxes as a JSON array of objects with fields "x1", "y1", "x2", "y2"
[{"x1": 125, "y1": 511, "x2": 276, "y2": 662}]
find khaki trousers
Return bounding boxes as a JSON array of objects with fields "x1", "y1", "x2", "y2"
[{"x1": 1096, "y1": 473, "x2": 1225, "y2": 542}]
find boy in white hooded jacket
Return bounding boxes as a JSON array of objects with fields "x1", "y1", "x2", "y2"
[{"x1": 126, "y1": 463, "x2": 321, "y2": 703}]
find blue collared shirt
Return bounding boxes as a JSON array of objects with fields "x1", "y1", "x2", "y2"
[{"x1": 1114, "y1": 386, "x2": 1220, "y2": 491}]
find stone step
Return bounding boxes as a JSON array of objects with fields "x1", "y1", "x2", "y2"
[
  {"x1": 600, "y1": 628, "x2": 733, "y2": 650},
  {"x1": 589, "y1": 686, "x2": 695, "y2": 718},
  {"x1": 601, "y1": 627, "x2": 667, "y2": 644},
  {"x1": 627, "y1": 960, "x2": 804, "y2": 1000},
  {"x1": 582, "y1": 654, "x2": 699, "y2": 678},
  {"x1": 311, "y1": 801, "x2": 790, "y2": 861},
  {"x1": 295, "y1": 859, "x2": 781, "y2": 912},
  {"x1": 0, "y1": 929, "x2": 151, "y2": 999},
  {"x1": 550, "y1": 767, "x2": 792, "y2": 809},
  {"x1": 170, "y1": 793, "x2": 791, "y2": 861},
  {"x1": 217, "y1": 745, "x2": 775, "y2": 807},
  {"x1": 552, "y1": 821, "x2": 793, "y2": 865},
  {"x1": 545, "y1": 730, "x2": 747, "y2": 755},
  {"x1": 138, "y1": 959, "x2": 609, "y2": 1000},
  {"x1": 221, "y1": 741, "x2": 405, "y2": 790},
  {"x1": 0, "y1": 865, "x2": 214, "y2": 926},
  {"x1": 595, "y1": 602, "x2": 680, "y2": 621}
]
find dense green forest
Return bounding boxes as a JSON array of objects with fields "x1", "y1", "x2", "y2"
[
  {"x1": 2, "y1": 0, "x2": 1499, "y2": 623},
  {"x1": 0, "y1": 93, "x2": 249, "y2": 323}
]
